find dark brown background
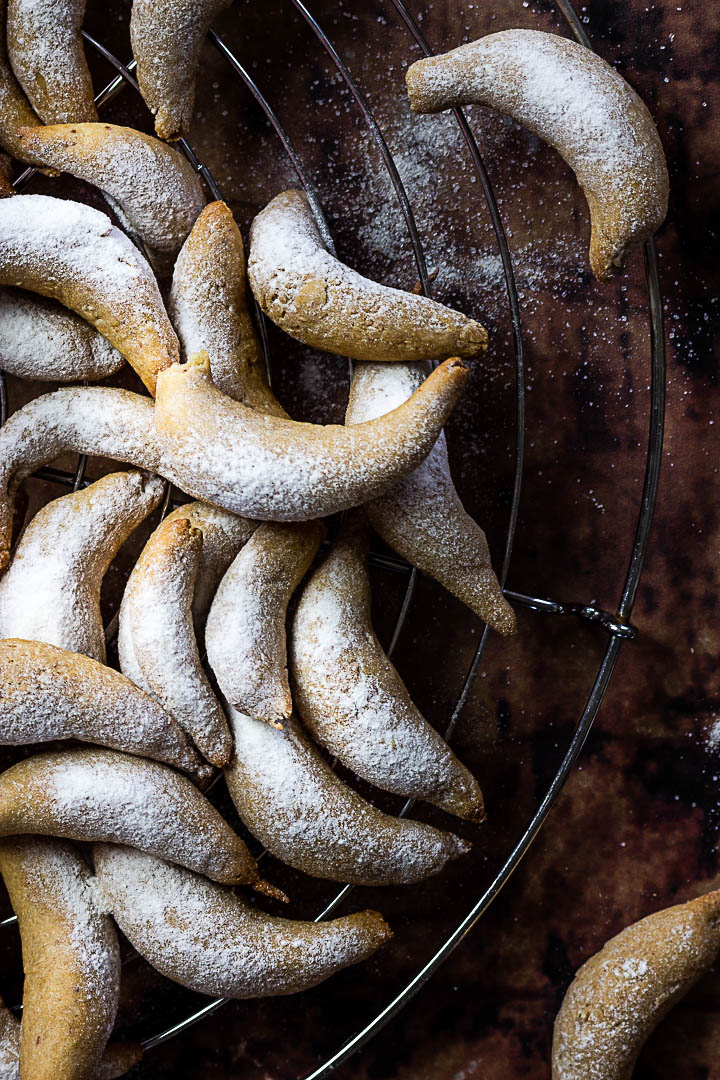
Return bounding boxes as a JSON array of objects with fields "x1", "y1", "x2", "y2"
[{"x1": 1, "y1": 0, "x2": 718, "y2": 1076}]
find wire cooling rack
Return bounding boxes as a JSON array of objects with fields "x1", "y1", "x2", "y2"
[{"x1": 0, "y1": 0, "x2": 666, "y2": 1075}]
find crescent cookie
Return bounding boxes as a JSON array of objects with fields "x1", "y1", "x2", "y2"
[
  {"x1": 0, "y1": 355, "x2": 465, "y2": 568},
  {"x1": 0, "y1": 194, "x2": 180, "y2": 394},
  {"x1": 346, "y1": 362, "x2": 515, "y2": 635},
  {"x1": 225, "y1": 708, "x2": 470, "y2": 886},
  {"x1": 0, "y1": 747, "x2": 259, "y2": 885},
  {"x1": 94, "y1": 845, "x2": 393, "y2": 998},
  {"x1": 0, "y1": 836, "x2": 120, "y2": 1080},
  {"x1": 206, "y1": 520, "x2": 325, "y2": 725},
  {"x1": 247, "y1": 189, "x2": 488, "y2": 363},
  {"x1": 0, "y1": 639, "x2": 210, "y2": 779},
  {"x1": 291, "y1": 515, "x2": 485, "y2": 821},
  {"x1": 0, "y1": 0, "x2": 40, "y2": 161},
  {"x1": 0, "y1": 1006, "x2": 139, "y2": 1080},
  {"x1": 0, "y1": 470, "x2": 164, "y2": 662},
  {"x1": 17, "y1": 123, "x2": 206, "y2": 277},
  {"x1": 406, "y1": 29, "x2": 669, "y2": 280},
  {"x1": 169, "y1": 200, "x2": 288, "y2": 414},
  {"x1": 6, "y1": 0, "x2": 97, "y2": 123},
  {"x1": 118, "y1": 515, "x2": 232, "y2": 766},
  {"x1": 553, "y1": 889, "x2": 720, "y2": 1078},
  {"x1": 130, "y1": 0, "x2": 233, "y2": 141},
  {"x1": 0, "y1": 287, "x2": 125, "y2": 381}
]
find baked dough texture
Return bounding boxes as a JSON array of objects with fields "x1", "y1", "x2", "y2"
[
  {"x1": 94, "y1": 844, "x2": 393, "y2": 999},
  {"x1": 130, "y1": 0, "x2": 233, "y2": 140},
  {"x1": 291, "y1": 515, "x2": 485, "y2": 820},
  {"x1": 0, "y1": 194, "x2": 180, "y2": 394},
  {"x1": 406, "y1": 29, "x2": 668, "y2": 280},
  {"x1": 225, "y1": 708, "x2": 470, "y2": 886},
  {"x1": 0, "y1": 470, "x2": 164, "y2": 662},
  {"x1": 0, "y1": 836, "x2": 120, "y2": 1080},
  {"x1": 6, "y1": 0, "x2": 97, "y2": 123},
  {"x1": 0, "y1": 638, "x2": 210, "y2": 779},
  {"x1": 17, "y1": 123, "x2": 206, "y2": 277},
  {"x1": 0, "y1": 286, "x2": 125, "y2": 381},
  {"x1": 206, "y1": 520, "x2": 325, "y2": 725},
  {"x1": 0, "y1": 0, "x2": 40, "y2": 161},
  {"x1": 169, "y1": 200, "x2": 286, "y2": 413},
  {"x1": 0, "y1": 747, "x2": 258, "y2": 884},
  {"x1": 346, "y1": 361, "x2": 515, "y2": 634},
  {"x1": 552, "y1": 889, "x2": 720, "y2": 1078},
  {"x1": 248, "y1": 189, "x2": 488, "y2": 363},
  {"x1": 118, "y1": 515, "x2": 233, "y2": 766}
]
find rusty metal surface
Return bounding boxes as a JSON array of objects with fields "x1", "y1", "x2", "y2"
[{"x1": 0, "y1": 0, "x2": 717, "y2": 1076}]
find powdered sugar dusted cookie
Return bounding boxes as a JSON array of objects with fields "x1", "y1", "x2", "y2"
[
  {"x1": 169, "y1": 200, "x2": 287, "y2": 414},
  {"x1": 118, "y1": 515, "x2": 232, "y2": 766},
  {"x1": 0, "y1": 287, "x2": 125, "y2": 381},
  {"x1": 206, "y1": 520, "x2": 325, "y2": 726},
  {"x1": 0, "y1": 836, "x2": 121, "y2": 1080},
  {"x1": 406, "y1": 29, "x2": 669, "y2": 280},
  {"x1": 0, "y1": 0, "x2": 40, "y2": 161},
  {"x1": 225, "y1": 708, "x2": 470, "y2": 886},
  {"x1": 291, "y1": 515, "x2": 485, "y2": 820},
  {"x1": 94, "y1": 844, "x2": 392, "y2": 998},
  {"x1": 0, "y1": 470, "x2": 164, "y2": 662},
  {"x1": 0, "y1": 747, "x2": 258, "y2": 884},
  {"x1": 18, "y1": 123, "x2": 206, "y2": 276},
  {"x1": 553, "y1": 889, "x2": 720, "y2": 1078},
  {"x1": 0, "y1": 639, "x2": 210, "y2": 779},
  {"x1": 248, "y1": 189, "x2": 488, "y2": 363},
  {"x1": 0, "y1": 194, "x2": 180, "y2": 394},
  {"x1": 6, "y1": 0, "x2": 97, "y2": 123},
  {"x1": 130, "y1": 0, "x2": 232, "y2": 140},
  {"x1": 346, "y1": 362, "x2": 515, "y2": 635}
]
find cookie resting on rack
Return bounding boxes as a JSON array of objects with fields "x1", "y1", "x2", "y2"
[
  {"x1": 0, "y1": 0, "x2": 40, "y2": 161},
  {"x1": 0, "y1": 354, "x2": 466, "y2": 568},
  {"x1": 0, "y1": 639, "x2": 211, "y2": 780},
  {"x1": 248, "y1": 189, "x2": 488, "y2": 363},
  {"x1": 406, "y1": 29, "x2": 669, "y2": 280},
  {"x1": 291, "y1": 514, "x2": 486, "y2": 821},
  {"x1": 0, "y1": 470, "x2": 164, "y2": 663},
  {"x1": 118, "y1": 514, "x2": 233, "y2": 766},
  {"x1": 0, "y1": 836, "x2": 131, "y2": 1080},
  {"x1": 206, "y1": 519, "x2": 325, "y2": 726},
  {"x1": 169, "y1": 200, "x2": 288, "y2": 414},
  {"x1": 0, "y1": 286, "x2": 125, "y2": 381},
  {"x1": 94, "y1": 845, "x2": 393, "y2": 999},
  {"x1": 0, "y1": 194, "x2": 180, "y2": 394},
  {"x1": 225, "y1": 708, "x2": 470, "y2": 886},
  {"x1": 346, "y1": 361, "x2": 515, "y2": 634},
  {"x1": 130, "y1": 0, "x2": 232, "y2": 140},
  {"x1": 552, "y1": 889, "x2": 720, "y2": 1078},
  {"x1": 6, "y1": 0, "x2": 97, "y2": 123},
  {"x1": 0, "y1": 747, "x2": 259, "y2": 884}
]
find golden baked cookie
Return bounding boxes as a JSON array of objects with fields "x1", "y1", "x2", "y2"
[
  {"x1": 0, "y1": 194, "x2": 180, "y2": 394},
  {"x1": 225, "y1": 708, "x2": 470, "y2": 886},
  {"x1": 206, "y1": 520, "x2": 325, "y2": 726},
  {"x1": 406, "y1": 29, "x2": 669, "y2": 280},
  {"x1": 248, "y1": 189, "x2": 488, "y2": 363},
  {"x1": 0, "y1": 470, "x2": 164, "y2": 662},
  {"x1": 130, "y1": 0, "x2": 232, "y2": 140},
  {"x1": 0, "y1": 0, "x2": 40, "y2": 161},
  {"x1": 118, "y1": 515, "x2": 232, "y2": 766},
  {"x1": 346, "y1": 361, "x2": 515, "y2": 634},
  {"x1": 94, "y1": 844, "x2": 393, "y2": 998},
  {"x1": 0, "y1": 286, "x2": 125, "y2": 381},
  {"x1": 0, "y1": 747, "x2": 258, "y2": 884},
  {"x1": 291, "y1": 514, "x2": 486, "y2": 820},
  {"x1": 6, "y1": 0, "x2": 96, "y2": 123},
  {"x1": 169, "y1": 200, "x2": 287, "y2": 413},
  {"x1": 553, "y1": 889, "x2": 720, "y2": 1078},
  {"x1": 0, "y1": 638, "x2": 210, "y2": 779}
]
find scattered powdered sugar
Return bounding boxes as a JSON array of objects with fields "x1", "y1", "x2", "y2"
[{"x1": 93, "y1": 844, "x2": 389, "y2": 998}]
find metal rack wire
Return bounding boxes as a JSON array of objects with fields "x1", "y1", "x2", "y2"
[{"x1": 0, "y1": 0, "x2": 665, "y2": 1074}]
